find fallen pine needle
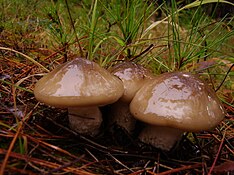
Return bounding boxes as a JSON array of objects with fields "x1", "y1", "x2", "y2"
[
  {"x1": 0, "y1": 121, "x2": 23, "y2": 175},
  {"x1": 0, "y1": 148, "x2": 94, "y2": 175}
]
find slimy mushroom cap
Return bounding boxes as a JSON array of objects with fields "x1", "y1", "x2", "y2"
[
  {"x1": 110, "y1": 61, "x2": 154, "y2": 102},
  {"x1": 34, "y1": 57, "x2": 124, "y2": 108},
  {"x1": 130, "y1": 72, "x2": 226, "y2": 132}
]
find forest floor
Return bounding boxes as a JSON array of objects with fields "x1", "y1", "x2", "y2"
[{"x1": 0, "y1": 0, "x2": 234, "y2": 174}]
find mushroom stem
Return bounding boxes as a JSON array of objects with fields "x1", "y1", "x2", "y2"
[
  {"x1": 108, "y1": 101, "x2": 136, "y2": 134},
  {"x1": 138, "y1": 125, "x2": 184, "y2": 151},
  {"x1": 68, "y1": 107, "x2": 102, "y2": 136}
]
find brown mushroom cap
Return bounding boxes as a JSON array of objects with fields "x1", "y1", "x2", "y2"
[
  {"x1": 110, "y1": 61, "x2": 154, "y2": 102},
  {"x1": 107, "y1": 61, "x2": 154, "y2": 133},
  {"x1": 34, "y1": 57, "x2": 124, "y2": 107},
  {"x1": 130, "y1": 72, "x2": 226, "y2": 132}
]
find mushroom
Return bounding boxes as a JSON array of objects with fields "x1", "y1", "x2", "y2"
[
  {"x1": 34, "y1": 57, "x2": 124, "y2": 136},
  {"x1": 130, "y1": 72, "x2": 226, "y2": 151},
  {"x1": 108, "y1": 61, "x2": 154, "y2": 133}
]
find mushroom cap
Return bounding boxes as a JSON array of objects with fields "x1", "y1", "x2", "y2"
[
  {"x1": 110, "y1": 61, "x2": 154, "y2": 102},
  {"x1": 34, "y1": 58, "x2": 124, "y2": 107},
  {"x1": 130, "y1": 72, "x2": 226, "y2": 131}
]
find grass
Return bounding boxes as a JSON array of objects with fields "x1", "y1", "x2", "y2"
[{"x1": 0, "y1": 0, "x2": 234, "y2": 174}]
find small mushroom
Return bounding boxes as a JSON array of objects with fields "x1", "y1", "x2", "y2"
[
  {"x1": 130, "y1": 72, "x2": 226, "y2": 151},
  {"x1": 34, "y1": 57, "x2": 124, "y2": 136},
  {"x1": 108, "y1": 61, "x2": 154, "y2": 133}
]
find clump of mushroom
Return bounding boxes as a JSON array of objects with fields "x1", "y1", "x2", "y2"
[
  {"x1": 34, "y1": 57, "x2": 124, "y2": 136},
  {"x1": 130, "y1": 72, "x2": 226, "y2": 151},
  {"x1": 108, "y1": 61, "x2": 154, "y2": 133}
]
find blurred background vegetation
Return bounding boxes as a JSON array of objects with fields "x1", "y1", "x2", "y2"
[
  {"x1": 1, "y1": 0, "x2": 233, "y2": 101},
  {"x1": 0, "y1": 0, "x2": 233, "y2": 174}
]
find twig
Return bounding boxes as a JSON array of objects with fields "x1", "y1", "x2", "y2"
[
  {"x1": 207, "y1": 130, "x2": 226, "y2": 175},
  {"x1": 85, "y1": 148, "x2": 99, "y2": 162},
  {"x1": 0, "y1": 165, "x2": 38, "y2": 175},
  {"x1": 26, "y1": 135, "x2": 78, "y2": 159},
  {"x1": 0, "y1": 148, "x2": 92, "y2": 175},
  {"x1": 215, "y1": 63, "x2": 234, "y2": 92},
  {"x1": 153, "y1": 163, "x2": 202, "y2": 175},
  {"x1": 212, "y1": 133, "x2": 234, "y2": 155},
  {"x1": 108, "y1": 153, "x2": 135, "y2": 173},
  {"x1": 0, "y1": 47, "x2": 49, "y2": 72},
  {"x1": 130, "y1": 44, "x2": 154, "y2": 61},
  {"x1": 64, "y1": 0, "x2": 84, "y2": 57},
  {"x1": 44, "y1": 115, "x2": 128, "y2": 154},
  {"x1": 44, "y1": 154, "x2": 85, "y2": 175},
  {"x1": 0, "y1": 121, "x2": 23, "y2": 175}
]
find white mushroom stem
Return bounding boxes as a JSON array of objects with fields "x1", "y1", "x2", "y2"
[
  {"x1": 139, "y1": 125, "x2": 184, "y2": 151},
  {"x1": 109, "y1": 101, "x2": 136, "y2": 134},
  {"x1": 68, "y1": 107, "x2": 102, "y2": 136}
]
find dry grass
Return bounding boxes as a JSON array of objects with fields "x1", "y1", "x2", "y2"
[
  {"x1": 0, "y1": 29, "x2": 234, "y2": 175},
  {"x1": 0, "y1": 0, "x2": 234, "y2": 174}
]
